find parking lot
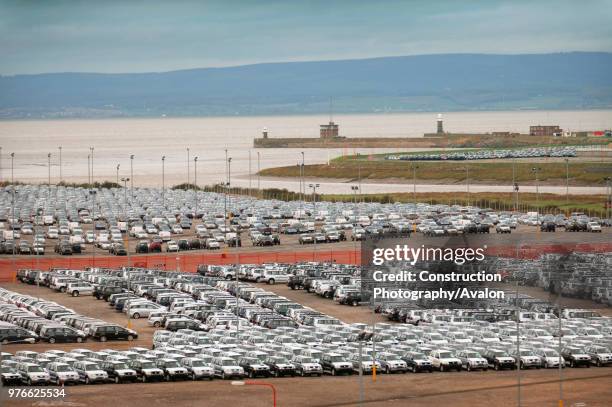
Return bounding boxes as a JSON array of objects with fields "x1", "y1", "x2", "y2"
[{"x1": 2, "y1": 280, "x2": 611, "y2": 407}]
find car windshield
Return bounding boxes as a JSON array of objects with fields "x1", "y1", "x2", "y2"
[
  {"x1": 164, "y1": 361, "x2": 179, "y2": 368},
  {"x1": 359, "y1": 355, "x2": 373, "y2": 361},
  {"x1": 54, "y1": 365, "x2": 72, "y2": 372},
  {"x1": 114, "y1": 363, "x2": 128, "y2": 370},
  {"x1": 454, "y1": 333, "x2": 468, "y2": 339},
  {"x1": 519, "y1": 351, "x2": 534, "y2": 356},
  {"x1": 221, "y1": 359, "x2": 236, "y2": 366},
  {"x1": 481, "y1": 332, "x2": 496, "y2": 338},
  {"x1": 190, "y1": 360, "x2": 205, "y2": 367},
  {"x1": 543, "y1": 351, "x2": 557, "y2": 357},
  {"x1": 300, "y1": 357, "x2": 315, "y2": 363},
  {"x1": 411, "y1": 353, "x2": 427, "y2": 359},
  {"x1": 438, "y1": 352, "x2": 453, "y2": 359},
  {"x1": 328, "y1": 355, "x2": 344, "y2": 362},
  {"x1": 85, "y1": 364, "x2": 101, "y2": 371},
  {"x1": 429, "y1": 334, "x2": 444, "y2": 340},
  {"x1": 492, "y1": 351, "x2": 509, "y2": 357},
  {"x1": 464, "y1": 352, "x2": 481, "y2": 358},
  {"x1": 140, "y1": 362, "x2": 155, "y2": 369}
]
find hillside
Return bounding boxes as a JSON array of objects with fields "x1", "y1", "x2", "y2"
[{"x1": 1, "y1": 52, "x2": 611, "y2": 118}]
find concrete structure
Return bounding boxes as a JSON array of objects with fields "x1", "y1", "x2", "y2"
[
  {"x1": 530, "y1": 125, "x2": 562, "y2": 137},
  {"x1": 320, "y1": 121, "x2": 339, "y2": 138},
  {"x1": 436, "y1": 114, "x2": 444, "y2": 134},
  {"x1": 262, "y1": 127, "x2": 269, "y2": 139}
]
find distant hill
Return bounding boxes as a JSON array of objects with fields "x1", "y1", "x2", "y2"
[{"x1": 1, "y1": 52, "x2": 611, "y2": 118}]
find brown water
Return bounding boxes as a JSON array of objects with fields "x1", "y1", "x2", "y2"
[{"x1": 0, "y1": 110, "x2": 610, "y2": 194}]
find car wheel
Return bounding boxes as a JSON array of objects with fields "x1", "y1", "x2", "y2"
[
  {"x1": 544, "y1": 362, "x2": 548, "y2": 369},
  {"x1": 467, "y1": 364, "x2": 471, "y2": 372},
  {"x1": 142, "y1": 375, "x2": 147, "y2": 383},
  {"x1": 133, "y1": 313, "x2": 140, "y2": 319},
  {"x1": 100, "y1": 336, "x2": 107, "y2": 342},
  {"x1": 77, "y1": 337, "x2": 83, "y2": 343},
  {"x1": 520, "y1": 362, "x2": 524, "y2": 370},
  {"x1": 385, "y1": 367, "x2": 390, "y2": 374},
  {"x1": 570, "y1": 360, "x2": 575, "y2": 368},
  {"x1": 248, "y1": 371, "x2": 254, "y2": 378},
  {"x1": 72, "y1": 291, "x2": 79, "y2": 297},
  {"x1": 115, "y1": 376, "x2": 120, "y2": 384},
  {"x1": 85, "y1": 377, "x2": 90, "y2": 385},
  {"x1": 154, "y1": 321, "x2": 161, "y2": 327},
  {"x1": 440, "y1": 365, "x2": 445, "y2": 372},
  {"x1": 27, "y1": 378, "x2": 32, "y2": 386},
  {"x1": 49, "y1": 337, "x2": 56, "y2": 344},
  {"x1": 191, "y1": 373, "x2": 196, "y2": 381},
  {"x1": 268, "y1": 279, "x2": 275, "y2": 285},
  {"x1": 127, "y1": 335, "x2": 134, "y2": 341},
  {"x1": 1, "y1": 339, "x2": 7, "y2": 345},
  {"x1": 165, "y1": 374, "x2": 170, "y2": 381},
  {"x1": 331, "y1": 368, "x2": 336, "y2": 376},
  {"x1": 597, "y1": 360, "x2": 602, "y2": 367},
  {"x1": 222, "y1": 372, "x2": 226, "y2": 380}
]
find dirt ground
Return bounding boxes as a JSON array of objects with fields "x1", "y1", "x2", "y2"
[{"x1": 1, "y1": 283, "x2": 611, "y2": 407}]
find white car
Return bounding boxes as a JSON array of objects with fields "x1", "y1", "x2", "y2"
[
  {"x1": 536, "y1": 349, "x2": 565, "y2": 369},
  {"x1": 458, "y1": 351, "x2": 488, "y2": 371},
  {"x1": 166, "y1": 240, "x2": 179, "y2": 252},
  {"x1": 587, "y1": 222, "x2": 602, "y2": 232},
  {"x1": 429, "y1": 350, "x2": 462, "y2": 372},
  {"x1": 66, "y1": 282, "x2": 94, "y2": 297}
]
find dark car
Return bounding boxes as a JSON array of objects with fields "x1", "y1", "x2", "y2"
[
  {"x1": 136, "y1": 241, "x2": 149, "y2": 253},
  {"x1": 95, "y1": 285, "x2": 124, "y2": 301},
  {"x1": 177, "y1": 239, "x2": 191, "y2": 250},
  {"x1": 402, "y1": 352, "x2": 433, "y2": 373},
  {"x1": 483, "y1": 349, "x2": 516, "y2": 371},
  {"x1": 100, "y1": 361, "x2": 138, "y2": 383},
  {"x1": 1, "y1": 366, "x2": 23, "y2": 386},
  {"x1": 55, "y1": 242, "x2": 72, "y2": 255},
  {"x1": 127, "y1": 359, "x2": 165, "y2": 382},
  {"x1": 154, "y1": 359, "x2": 189, "y2": 381},
  {"x1": 0, "y1": 326, "x2": 38, "y2": 344},
  {"x1": 18, "y1": 241, "x2": 32, "y2": 254},
  {"x1": 71, "y1": 243, "x2": 82, "y2": 254},
  {"x1": 540, "y1": 222, "x2": 556, "y2": 232},
  {"x1": 238, "y1": 357, "x2": 270, "y2": 378},
  {"x1": 189, "y1": 239, "x2": 202, "y2": 250},
  {"x1": 561, "y1": 346, "x2": 591, "y2": 368},
  {"x1": 90, "y1": 324, "x2": 138, "y2": 342},
  {"x1": 39, "y1": 326, "x2": 86, "y2": 344},
  {"x1": 264, "y1": 356, "x2": 296, "y2": 377}
]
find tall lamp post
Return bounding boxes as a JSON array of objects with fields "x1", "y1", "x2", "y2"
[
  {"x1": 309, "y1": 183, "x2": 320, "y2": 255},
  {"x1": 90, "y1": 189, "x2": 97, "y2": 267},
  {"x1": 411, "y1": 164, "x2": 419, "y2": 204},
  {"x1": 130, "y1": 154, "x2": 134, "y2": 199},
  {"x1": 564, "y1": 158, "x2": 569, "y2": 203},
  {"x1": 58, "y1": 146, "x2": 62, "y2": 184},
  {"x1": 90, "y1": 147, "x2": 94, "y2": 185},
  {"x1": 10, "y1": 153, "x2": 16, "y2": 261},
  {"x1": 604, "y1": 177, "x2": 611, "y2": 221},
  {"x1": 194, "y1": 156, "x2": 199, "y2": 218},
  {"x1": 115, "y1": 164, "x2": 120, "y2": 185},
  {"x1": 161, "y1": 156, "x2": 166, "y2": 207},
  {"x1": 465, "y1": 164, "x2": 470, "y2": 206},
  {"x1": 121, "y1": 177, "x2": 131, "y2": 267},
  {"x1": 300, "y1": 152, "x2": 305, "y2": 202},
  {"x1": 257, "y1": 151, "x2": 261, "y2": 193},
  {"x1": 531, "y1": 167, "x2": 541, "y2": 223},
  {"x1": 186, "y1": 147, "x2": 190, "y2": 185},
  {"x1": 47, "y1": 153, "x2": 51, "y2": 186}
]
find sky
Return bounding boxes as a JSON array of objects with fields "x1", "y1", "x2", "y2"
[{"x1": 1, "y1": 0, "x2": 611, "y2": 75}]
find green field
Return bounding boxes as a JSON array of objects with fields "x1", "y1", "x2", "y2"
[{"x1": 259, "y1": 160, "x2": 612, "y2": 185}]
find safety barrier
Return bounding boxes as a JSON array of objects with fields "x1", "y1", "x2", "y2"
[
  {"x1": 1, "y1": 242, "x2": 610, "y2": 283},
  {"x1": 0, "y1": 249, "x2": 361, "y2": 282}
]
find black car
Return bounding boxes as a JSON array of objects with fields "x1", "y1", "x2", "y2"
[
  {"x1": 55, "y1": 242, "x2": 72, "y2": 255},
  {"x1": 1, "y1": 366, "x2": 23, "y2": 386},
  {"x1": 561, "y1": 346, "x2": 592, "y2": 368},
  {"x1": 189, "y1": 239, "x2": 202, "y2": 250},
  {"x1": 0, "y1": 326, "x2": 38, "y2": 344},
  {"x1": 177, "y1": 239, "x2": 191, "y2": 250},
  {"x1": 94, "y1": 285, "x2": 124, "y2": 301},
  {"x1": 90, "y1": 324, "x2": 138, "y2": 342},
  {"x1": 39, "y1": 326, "x2": 86, "y2": 344},
  {"x1": 136, "y1": 241, "x2": 149, "y2": 253},
  {"x1": 238, "y1": 357, "x2": 270, "y2": 378},
  {"x1": 100, "y1": 361, "x2": 138, "y2": 383},
  {"x1": 540, "y1": 222, "x2": 556, "y2": 232},
  {"x1": 483, "y1": 349, "x2": 516, "y2": 371},
  {"x1": 264, "y1": 356, "x2": 296, "y2": 377},
  {"x1": 127, "y1": 359, "x2": 165, "y2": 382},
  {"x1": 402, "y1": 352, "x2": 433, "y2": 373}
]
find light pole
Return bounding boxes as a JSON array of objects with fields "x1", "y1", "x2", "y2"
[
  {"x1": 531, "y1": 167, "x2": 541, "y2": 223},
  {"x1": 411, "y1": 164, "x2": 419, "y2": 203},
  {"x1": 47, "y1": 153, "x2": 51, "y2": 186},
  {"x1": 130, "y1": 154, "x2": 134, "y2": 199},
  {"x1": 466, "y1": 164, "x2": 470, "y2": 206},
  {"x1": 0, "y1": 146, "x2": 2, "y2": 183},
  {"x1": 564, "y1": 158, "x2": 569, "y2": 203},
  {"x1": 90, "y1": 147, "x2": 94, "y2": 185},
  {"x1": 194, "y1": 156, "x2": 199, "y2": 218},
  {"x1": 605, "y1": 177, "x2": 612, "y2": 221},
  {"x1": 90, "y1": 189, "x2": 97, "y2": 267},
  {"x1": 309, "y1": 183, "x2": 320, "y2": 254},
  {"x1": 186, "y1": 147, "x2": 190, "y2": 185},
  {"x1": 87, "y1": 154, "x2": 91, "y2": 184},
  {"x1": 10, "y1": 153, "x2": 16, "y2": 261},
  {"x1": 161, "y1": 156, "x2": 166, "y2": 207},
  {"x1": 248, "y1": 150, "x2": 252, "y2": 196},
  {"x1": 301, "y1": 151, "x2": 305, "y2": 202},
  {"x1": 121, "y1": 177, "x2": 131, "y2": 267},
  {"x1": 116, "y1": 164, "x2": 120, "y2": 185},
  {"x1": 58, "y1": 146, "x2": 62, "y2": 183},
  {"x1": 257, "y1": 151, "x2": 261, "y2": 193}
]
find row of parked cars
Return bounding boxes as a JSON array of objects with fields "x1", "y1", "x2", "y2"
[
  {"x1": 0, "y1": 285, "x2": 138, "y2": 344},
  {"x1": 387, "y1": 147, "x2": 577, "y2": 161}
]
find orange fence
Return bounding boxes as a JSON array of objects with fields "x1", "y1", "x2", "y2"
[
  {"x1": 0, "y1": 249, "x2": 361, "y2": 282},
  {"x1": 1, "y1": 242, "x2": 611, "y2": 283}
]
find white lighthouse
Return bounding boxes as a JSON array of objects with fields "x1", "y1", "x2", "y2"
[{"x1": 437, "y1": 113, "x2": 444, "y2": 134}]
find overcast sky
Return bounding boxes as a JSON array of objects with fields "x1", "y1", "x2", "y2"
[{"x1": 1, "y1": 0, "x2": 611, "y2": 75}]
